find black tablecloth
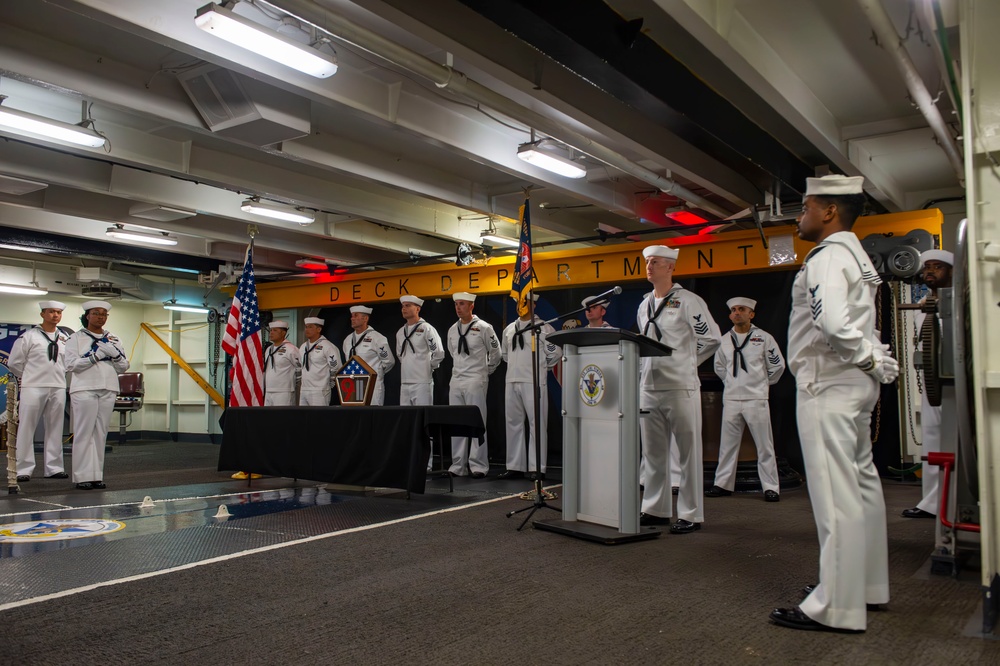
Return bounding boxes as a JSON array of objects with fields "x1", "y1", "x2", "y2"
[{"x1": 218, "y1": 406, "x2": 485, "y2": 493}]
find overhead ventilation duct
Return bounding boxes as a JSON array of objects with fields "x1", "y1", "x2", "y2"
[
  {"x1": 81, "y1": 281, "x2": 122, "y2": 299},
  {"x1": 75, "y1": 267, "x2": 153, "y2": 300},
  {"x1": 176, "y1": 64, "x2": 310, "y2": 146}
]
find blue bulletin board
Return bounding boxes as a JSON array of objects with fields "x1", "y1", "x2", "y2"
[{"x1": 0, "y1": 323, "x2": 32, "y2": 413}]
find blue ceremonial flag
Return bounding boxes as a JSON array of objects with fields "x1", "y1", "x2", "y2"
[
  {"x1": 341, "y1": 358, "x2": 370, "y2": 376},
  {"x1": 510, "y1": 199, "x2": 534, "y2": 318}
]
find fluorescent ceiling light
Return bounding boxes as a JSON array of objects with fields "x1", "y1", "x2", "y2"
[
  {"x1": 0, "y1": 283, "x2": 47, "y2": 296},
  {"x1": 0, "y1": 104, "x2": 106, "y2": 148},
  {"x1": 241, "y1": 198, "x2": 315, "y2": 225},
  {"x1": 480, "y1": 234, "x2": 520, "y2": 248},
  {"x1": 516, "y1": 139, "x2": 586, "y2": 179},
  {"x1": 0, "y1": 243, "x2": 45, "y2": 254},
  {"x1": 163, "y1": 302, "x2": 212, "y2": 314},
  {"x1": 106, "y1": 226, "x2": 179, "y2": 246},
  {"x1": 195, "y1": 3, "x2": 338, "y2": 79}
]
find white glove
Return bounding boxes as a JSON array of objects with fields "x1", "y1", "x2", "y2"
[
  {"x1": 861, "y1": 346, "x2": 899, "y2": 384},
  {"x1": 97, "y1": 341, "x2": 119, "y2": 358}
]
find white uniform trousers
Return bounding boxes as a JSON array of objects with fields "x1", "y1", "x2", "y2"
[
  {"x1": 449, "y1": 382, "x2": 489, "y2": 476},
  {"x1": 15, "y1": 387, "x2": 67, "y2": 477},
  {"x1": 70, "y1": 389, "x2": 116, "y2": 483},
  {"x1": 915, "y1": 393, "x2": 942, "y2": 515},
  {"x1": 504, "y1": 382, "x2": 547, "y2": 473},
  {"x1": 640, "y1": 389, "x2": 703, "y2": 522},
  {"x1": 265, "y1": 391, "x2": 295, "y2": 406},
  {"x1": 712, "y1": 399, "x2": 780, "y2": 493},
  {"x1": 400, "y1": 383, "x2": 434, "y2": 469},
  {"x1": 299, "y1": 389, "x2": 331, "y2": 406},
  {"x1": 797, "y1": 380, "x2": 889, "y2": 631}
]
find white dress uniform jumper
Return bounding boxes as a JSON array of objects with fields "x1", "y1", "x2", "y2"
[
  {"x1": 636, "y1": 284, "x2": 721, "y2": 523},
  {"x1": 787, "y1": 231, "x2": 890, "y2": 631},
  {"x1": 711, "y1": 326, "x2": 785, "y2": 493},
  {"x1": 342, "y1": 327, "x2": 395, "y2": 406},
  {"x1": 501, "y1": 316, "x2": 561, "y2": 474},
  {"x1": 447, "y1": 315, "x2": 501, "y2": 475},
  {"x1": 298, "y1": 336, "x2": 343, "y2": 406},
  {"x1": 7, "y1": 326, "x2": 70, "y2": 478},
  {"x1": 263, "y1": 339, "x2": 301, "y2": 406},
  {"x1": 395, "y1": 318, "x2": 445, "y2": 406},
  {"x1": 65, "y1": 328, "x2": 129, "y2": 484}
]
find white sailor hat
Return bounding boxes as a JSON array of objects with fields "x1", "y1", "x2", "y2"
[
  {"x1": 805, "y1": 174, "x2": 865, "y2": 197},
  {"x1": 453, "y1": 292, "x2": 476, "y2": 302},
  {"x1": 921, "y1": 249, "x2": 954, "y2": 266},
  {"x1": 349, "y1": 305, "x2": 373, "y2": 315},
  {"x1": 726, "y1": 297, "x2": 757, "y2": 311},
  {"x1": 582, "y1": 295, "x2": 609, "y2": 309},
  {"x1": 400, "y1": 295, "x2": 424, "y2": 306},
  {"x1": 303, "y1": 317, "x2": 325, "y2": 326},
  {"x1": 269, "y1": 320, "x2": 289, "y2": 329},
  {"x1": 642, "y1": 245, "x2": 679, "y2": 260},
  {"x1": 81, "y1": 300, "x2": 112, "y2": 312},
  {"x1": 39, "y1": 300, "x2": 66, "y2": 311}
]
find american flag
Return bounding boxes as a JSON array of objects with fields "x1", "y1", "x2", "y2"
[
  {"x1": 340, "y1": 358, "x2": 371, "y2": 376},
  {"x1": 221, "y1": 243, "x2": 264, "y2": 406}
]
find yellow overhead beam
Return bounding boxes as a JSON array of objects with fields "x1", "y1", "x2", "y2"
[
  {"x1": 140, "y1": 324, "x2": 226, "y2": 408},
  {"x1": 254, "y1": 210, "x2": 943, "y2": 310}
]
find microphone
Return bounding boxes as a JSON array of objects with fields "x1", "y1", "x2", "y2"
[{"x1": 595, "y1": 286, "x2": 623, "y2": 299}]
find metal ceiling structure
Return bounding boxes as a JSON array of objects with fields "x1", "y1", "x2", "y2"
[{"x1": 0, "y1": 0, "x2": 964, "y2": 304}]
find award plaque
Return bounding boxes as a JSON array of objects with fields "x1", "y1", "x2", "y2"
[{"x1": 336, "y1": 356, "x2": 378, "y2": 405}]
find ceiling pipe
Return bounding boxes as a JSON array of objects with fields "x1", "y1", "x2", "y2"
[
  {"x1": 855, "y1": 0, "x2": 965, "y2": 186},
  {"x1": 265, "y1": 0, "x2": 733, "y2": 219}
]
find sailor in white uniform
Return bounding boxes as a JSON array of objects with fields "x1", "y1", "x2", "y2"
[
  {"x1": 263, "y1": 321, "x2": 301, "y2": 406},
  {"x1": 7, "y1": 300, "x2": 70, "y2": 481},
  {"x1": 65, "y1": 300, "x2": 130, "y2": 489},
  {"x1": 499, "y1": 294, "x2": 561, "y2": 480},
  {"x1": 582, "y1": 294, "x2": 613, "y2": 328},
  {"x1": 636, "y1": 245, "x2": 721, "y2": 534},
  {"x1": 298, "y1": 317, "x2": 343, "y2": 406},
  {"x1": 706, "y1": 297, "x2": 785, "y2": 501},
  {"x1": 396, "y1": 296, "x2": 444, "y2": 406},
  {"x1": 902, "y1": 249, "x2": 954, "y2": 519},
  {"x1": 770, "y1": 174, "x2": 899, "y2": 633},
  {"x1": 447, "y1": 292, "x2": 501, "y2": 477},
  {"x1": 342, "y1": 305, "x2": 395, "y2": 406}
]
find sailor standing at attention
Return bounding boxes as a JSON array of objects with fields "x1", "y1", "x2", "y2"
[
  {"x1": 298, "y1": 317, "x2": 343, "y2": 406},
  {"x1": 706, "y1": 297, "x2": 785, "y2": 501},
  {"x1": 396, "y1": 296, "x2": 444, "y2": 407},
  {"x1": 65, "y1": 300, "x2": 129, "y2": 490},
  {"x1": 636, "y1": 245, "x2": 721, "y2": 534},
  {"x1": 7, "y1": 300, "x2": 71, "y2": 482},
  {"x1": 582, "y1": 294, "x2": 613, "y2": 328},
  {"x1": 263, "y1": 320, "x2": 301, "y2": 406},
  {"x1": 342, "y1": 305, "x2": 395, "y2": 406},
  {"x1": 770, "y1": 174, "x2": 899, "y2": 633},
  {"x1": 446, "y1": 293, "x2": 501, "y2": 478}
]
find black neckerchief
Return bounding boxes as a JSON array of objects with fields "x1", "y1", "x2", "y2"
[
  {"x1": 643, "y1": 288, "x2": 677, "y2": 341},
  {"x1": 730, "y1": 329, "x2": 753, "y2": 378},
  {"x1": 400, "y1": 322, "x2": 422, "y2": 356},
  {"x1": 302, "y1": 340, "x2": 318, "y2": 371},
  {"x1": 513, "y1": 322, "x2": 531, "y2": 350},
  {"x1": 456, "y1": 319, "x2": 474, "y2": 355},
  {"x1": 40, "y1": 328, "x2": 59, "y2": 362},
  {"x1": 349, "y1": 331, "x2": 365, "y2": 359}
]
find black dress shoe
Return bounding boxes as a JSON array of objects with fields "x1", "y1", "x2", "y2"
[
  {"x1": 639, "y1": 512, "x2": 671, "y2": 526},
  {"x1": 769, "y1": 607, "x2": 862, "y2": 633},
  {"x1": 669, "y1": 519, "x2": 702, "y2": 534},
  {"x1": 671, "y1": 486, "x2": 679, "y2": 495},
  {"x1": 497, "y1": 470, "x2": 524, "y2": 480},
  {"x1": 764, "y1": 490, "x2": 780, "y2": 502},
  {"x1": 45, "y1": 472, "x2": 69, "y2": 479},
  {"x1": 91, "y1": 481, "x2": 107, "y2": 489},
  {"x1": 471, "y1": 472, "x2": 487, "y2": 479},
  {"x1": 801, "y1": 584, "x2": 885, "y2": 611},
  {"x1": 901, "y1": 507, "x2": 935, "y2": 519},
  {"x1": 16, "y1": 475, "x2": 29, "y2": 482},
  {"x1": 705, "y1": 485, "x2": 732, "y2": 497},
  {"x1": 76, "y1": 482, "x2": 93, "y2": 490}
]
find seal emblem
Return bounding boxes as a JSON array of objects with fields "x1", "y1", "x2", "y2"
[{"x1": 579, "y1": 364, "x2": 605, "y2": 406}]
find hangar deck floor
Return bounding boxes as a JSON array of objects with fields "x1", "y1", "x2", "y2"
[{"x1": 0, "y1": 440, "x2": 996, "y2": 664}]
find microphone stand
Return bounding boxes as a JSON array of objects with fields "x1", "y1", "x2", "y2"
[{"x1": 506, "y1": 286, "x2": 623, "y2": 530}]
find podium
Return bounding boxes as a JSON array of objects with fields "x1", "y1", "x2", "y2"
[{"x1": 535, "y1": 328, "x2": 672, "y2": 544}]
